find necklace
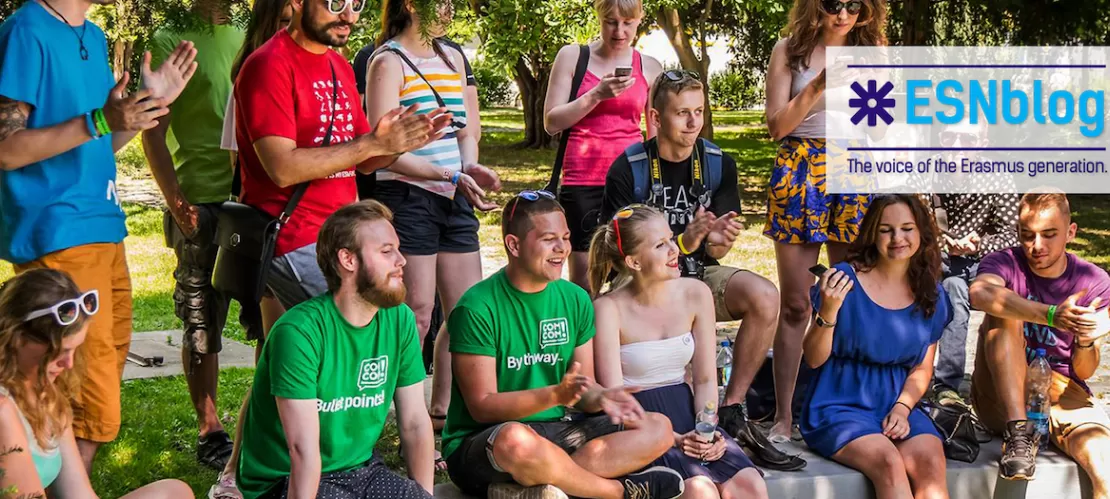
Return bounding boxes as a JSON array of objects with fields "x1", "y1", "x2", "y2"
[{"x1": 41, "y1": 0, "x2": 88, "y2": 60}]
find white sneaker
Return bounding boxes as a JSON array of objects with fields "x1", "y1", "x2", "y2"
[
  {"x1": 208, "y1": 472, "x2": 243, "y2": 499},
  {"x1": 487, "y1": 483, "x2": 569, "y2": 499}
]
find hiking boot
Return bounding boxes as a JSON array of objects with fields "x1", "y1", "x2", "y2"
[
  {"x1": 719, "y1": 403, "x2": 806, "y2": 472},
  {"x1": 197, "y1": 430, "x2": 234, "y2": 471},
  {"x1": 621, "y1": 466, "x2": 684, "y2": 499},
  {"x1": 1000, "y1": 420, "x2": 1039, "y2": 480},
  {"x1": 487, "y1": 483, "x2": 569, "y2": 499}
]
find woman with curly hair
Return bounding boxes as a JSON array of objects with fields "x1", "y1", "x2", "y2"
[
  {"x1": 801, "y1": 195, "x2": 952, "y2": 499},
  {"x1": 0, "y1": 269, "x2": 190, "y2": 499},
  {"x1": 762, "y1": 0, "x2": 888, "y2": 444}
]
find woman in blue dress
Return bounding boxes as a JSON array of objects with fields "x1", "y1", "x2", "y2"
[{"x1": 801, "y1": 194, "x2": 952, "y2": 499}]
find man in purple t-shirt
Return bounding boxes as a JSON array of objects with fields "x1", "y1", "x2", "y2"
[{"x1": 969, "y1": 193, "x2": 1110, "y2": 491}]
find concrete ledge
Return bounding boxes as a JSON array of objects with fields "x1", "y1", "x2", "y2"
[{"x1": 432, "y1": 438, "x2": 1091, "y2": 499}]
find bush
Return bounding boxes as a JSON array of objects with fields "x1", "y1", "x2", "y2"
[
  {"x1": 472, "y1": 58, "x2": 516, "y2": 108},
  {"x1": 115, "y1": 136, "x2": 149, "y2": 180},
  {"x1": 709, "y1": 68, "x2": 765, "y2": 111}
]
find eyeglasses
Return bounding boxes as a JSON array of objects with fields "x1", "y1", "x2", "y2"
[
  {"x1": 327, "y1": 0, "x2": 366, "y2": 14},
  {"x1": 507, "y1": 190, "x2": 556, "y2": 224},
  {"x1": 821, "y1": 0, "x2": 863, "y2": 15},
  {"x1": 939, "y1": 131, "x2": 981, "y2": 147},
  {"x1": 662, "y1": 70, "x2": 700, "y2": 82},
  {"x1": 24, "y1": 290, "x2": 99, "y2": 326}
]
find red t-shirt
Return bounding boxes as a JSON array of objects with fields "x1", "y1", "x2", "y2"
[{"x1": 234, "y1": 30, "x2": 370, "y2": 256}]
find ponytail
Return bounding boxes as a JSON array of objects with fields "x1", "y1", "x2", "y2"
[{"x1": 587, "y1": 227, "x2": 619, "y2": 298}]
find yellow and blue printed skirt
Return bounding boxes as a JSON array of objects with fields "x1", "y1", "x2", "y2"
[{"x1": 763, "y1": 137, "x2": 872, "y2": 245}]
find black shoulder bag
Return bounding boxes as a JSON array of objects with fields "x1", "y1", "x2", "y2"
[
  {"x1": 211, "y1": 63, "x2": 339, "y2": 305},
  {"x1": 921, "y1": 400, "x2": 992, "y2": 463},
  {"x1": 544, "y1": 45, "x2": 591, "y2": 193}
]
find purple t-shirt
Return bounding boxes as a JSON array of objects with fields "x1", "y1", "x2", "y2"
[{"x1": 979, "y1": 248, "x2": 1110, "y2": 390}]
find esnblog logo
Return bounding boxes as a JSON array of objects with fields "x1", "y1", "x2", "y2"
[
  {"x1": 357, "y1": 356, "x2": 388, "y2": 391},
  {"x1": 849, "y1": 80, "x2": 896, "y2": 126}
]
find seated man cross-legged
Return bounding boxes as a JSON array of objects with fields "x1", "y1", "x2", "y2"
[
  {"x1": 969, "y1": 193, "x2": 1110, "y2": 496},
  {"x1": 442, "y1": 193, "x2": 684, "y2": 499},
  {"x1": 236, "y1": 200, "x2": 436, "y2": 499}
]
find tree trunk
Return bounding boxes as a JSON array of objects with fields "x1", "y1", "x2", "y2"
[
  {"x1": 513, "y1": 56, "x2": 555, "y2": 149},
  {"x1": 901, "y1": 0, "x2": 934, "y2": 45},
  {"x1": 656, "y1": 7, "x2": 714, "y2": 139},
  {"x1": 111, "y1": 39, "x2": 134, "y2": 82}
]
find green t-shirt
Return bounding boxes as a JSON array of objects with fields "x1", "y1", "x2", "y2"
[
  {"x1": 441, "y1": 269, "x2": 596, "y2": 459},
  {"x1": 237, "y1": 294, "x2": 426, "y2": 499},
  {"x1": 150, "y1": 19, "x2": 244, "y2": 204}
]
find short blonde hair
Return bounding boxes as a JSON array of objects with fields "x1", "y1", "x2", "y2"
[{"x1": 595, "y1": 0, "x2": 642, "y2": 19}]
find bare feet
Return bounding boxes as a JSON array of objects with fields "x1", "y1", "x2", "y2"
[{"x1": 769, "y1": 419, "x2": 793, "y2": 444}]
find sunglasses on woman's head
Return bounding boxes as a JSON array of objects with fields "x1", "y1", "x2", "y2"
[
  {"x1": 327, "y1": 0, "x2": 366, "y2": 14},
  {"x1": 24, "y1": 290, "x2": 99, "y2": 326},
  {"x1": 821, "y1": 0, "x2": 863, "y2": 15},
  {"x1": 507, "y1": 190, "x2": 556, "y2": 224}
]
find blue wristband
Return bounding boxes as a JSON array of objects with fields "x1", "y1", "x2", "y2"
[
  {"x1": 451, "y1": 171, "x2": 462, "y2": 186},
  {"x1": 85, "y1": 111, "x2": 100, "y2": 139}
]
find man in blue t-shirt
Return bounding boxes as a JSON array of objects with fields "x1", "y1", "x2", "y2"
[{"x1": 0, "y1": 0, "x2": 196, "y2": 470}]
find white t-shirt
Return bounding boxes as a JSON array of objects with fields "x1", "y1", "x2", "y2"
[{"x1": 220, "y1": 93, "x2": 237, "y2": 152}]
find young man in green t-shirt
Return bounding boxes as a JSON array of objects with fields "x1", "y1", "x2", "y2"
[
  {"x1": 236, "y1": 200, "x2": 435, "y2": 499},
  {"x1": 442, "y1": 192, "x2": 685, "y2": 499}
]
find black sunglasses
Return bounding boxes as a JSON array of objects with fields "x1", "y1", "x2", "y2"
[
  {"x1": 663, "y1": 70, "x2": 700, "y2": 82},
  {"x1": 821, "y1": 0, "x2": 863, "y2": 16}
]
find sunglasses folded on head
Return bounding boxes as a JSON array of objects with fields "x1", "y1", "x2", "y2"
[
  {"x1": 24, "y1": 290, "x2": 99, "y2": 326},
  {"x1": 662, "y1": 70, "x2": 700, "y2": 82},
  {"x1": 507, "y1": 190, "x2": 556, "y2": 223},
  {"x1": 821, "y1": 0, "x2": 863, "y2": 16}
]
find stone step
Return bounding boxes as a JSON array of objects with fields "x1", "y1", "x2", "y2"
[{"x1": 123, "y1": 331, "x2": 256, "y2": 381}]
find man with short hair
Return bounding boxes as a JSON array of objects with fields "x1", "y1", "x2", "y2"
[
  {"x1": 969, "y1": 193, "x2": 1110, "y2": 495},
  {"x1": 237, "y1": 199, "x2": 435, "y2": 499},
  {"x1": 600, "y1": 71, "x2": 798, "y2": 471},
  {"x1": 443, "y1": 194, "x2": 684, "y2": 499},
  {"x1": 0, "y1": 0, "x2": 197, "y2": 471},
  {"x1": 141, "y1": 0, "x2": 247, "y2": 471}
]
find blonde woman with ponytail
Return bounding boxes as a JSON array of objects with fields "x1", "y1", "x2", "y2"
[{"x1": 590, "y1": 205, "x2": 768, "y2": 499}]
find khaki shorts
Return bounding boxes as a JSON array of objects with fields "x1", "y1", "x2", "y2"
[
  {"x1": 703, "y1": 265, "x2": 744, "y2": 322},
  {"x1": 15, "y1": 243, "x2": 132, "y2": 443},
  {"x1": 973, "y1": 365, "x2": 1110, "y2": 453}
]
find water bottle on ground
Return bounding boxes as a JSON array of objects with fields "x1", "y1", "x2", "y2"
[
  {"x1": 1026, "y1": 348, "x2": 1052, "y2": 445},
  {"x1": 716, "y1": 340, "x2": 733, "y2": 404}
]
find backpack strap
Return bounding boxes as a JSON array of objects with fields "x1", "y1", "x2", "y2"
[
  {"x1": 625, "y1": 141, "x2": 650, "y2": 203},
  {"x1": 545, "y1": 45, "x2": 591, "y2": 193},
  {"x1": 701, "y1": 138, "x2": 723, "y2": 196}
]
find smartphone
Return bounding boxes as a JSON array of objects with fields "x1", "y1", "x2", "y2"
[
  {"x1": 614, "y1": 65, "x2": 633, "y2": 78},
  {"x1": 809, "y1": 264, "x2": 829, "y2": 277}
]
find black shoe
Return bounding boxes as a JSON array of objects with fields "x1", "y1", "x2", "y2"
[
  {"x1": 621, "y1": 466, "x2": 684, "y2": 499},
  {"x1": 1000, "y1": 420, "x2": 1038, "y2": 480},
  {"x1": 719, "y1": 403, "x2": 807, "y2": 472},
  {"x1": 197, "y1": 430, "x2": 234, "y2": 471}
]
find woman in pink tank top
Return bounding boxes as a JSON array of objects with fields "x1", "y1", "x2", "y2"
[{"x1": 544, "y1": 0, "x2": 662, "y2": 289}]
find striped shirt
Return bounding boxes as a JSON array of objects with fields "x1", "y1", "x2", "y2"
[{"x1": 375, "y1": 40, "x2": 467, "y2": 197}]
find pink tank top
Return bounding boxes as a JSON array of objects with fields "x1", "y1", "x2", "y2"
[{"x1": 561, "y1": 51, "x2": 649, "y2": 186}]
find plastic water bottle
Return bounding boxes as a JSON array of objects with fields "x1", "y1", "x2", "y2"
[
  {"x1": 1026, "y1": 348, "x2": 1052, "y2": 445},
  {"x1": 716, "y1": 340, "x2": 733, "y2": 404},
  {"x1": 696, "y1": 401, "x2": 719, "y2": 442}
]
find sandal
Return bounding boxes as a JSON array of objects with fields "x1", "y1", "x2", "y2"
[{"x1": 197, "y1": 430, "x2": 234, "y2": 471}]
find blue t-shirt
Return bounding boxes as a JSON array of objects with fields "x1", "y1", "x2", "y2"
[{"x1": 0, "y1": 2, "x2": 125, "y2": 264}]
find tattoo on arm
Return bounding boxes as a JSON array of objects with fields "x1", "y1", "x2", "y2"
[{"x1": 0, "y1": 96, "x2": 29, "y2": 142}]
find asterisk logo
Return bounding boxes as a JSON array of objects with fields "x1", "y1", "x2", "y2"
[{"x1": 848, "y1": 80, "x2": 895, "y2": 126}]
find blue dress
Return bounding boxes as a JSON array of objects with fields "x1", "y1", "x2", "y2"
[{"x1": 800, "y1": 262, "x2": 952, "y2": 458}]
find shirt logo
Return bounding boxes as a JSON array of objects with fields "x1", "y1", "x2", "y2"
[
  {"x1": 539, "y1": 318, "x2": 570, "y2": 349},
  {"x1": 357, "y1": 356, "x2": 388, "y2": 391}
]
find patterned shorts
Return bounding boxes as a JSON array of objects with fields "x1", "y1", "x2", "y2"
[{"x1": 763, "y1": 137, "x2": 873, "y2": 245}]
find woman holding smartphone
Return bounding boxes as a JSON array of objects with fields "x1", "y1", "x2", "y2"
[
  {"x1": 762, "y1": 0, "x2": 888, "y2": 443},
  {"x1": 544, "y1": 0, "x2": 662, "y2": 290}
]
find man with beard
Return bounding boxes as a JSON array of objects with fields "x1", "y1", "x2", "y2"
[
  {"x1": 237, "y1": 200, "x2": 435, "y2": 499},
  {"x1": 0, "y1": 0, "x2": 198, "y2": 471},
  {"x1": 969, "y1": 193, "x2": 1110, "y2": 491},
  {"x1": 442, "y1": 193, "x2": 684, "y2": 499}
]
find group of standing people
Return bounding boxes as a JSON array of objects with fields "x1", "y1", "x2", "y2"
[{"x1": 2, "y1": 0, "x2": 1110, "y2": 498}]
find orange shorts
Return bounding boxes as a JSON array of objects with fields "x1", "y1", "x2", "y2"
[{"x1": 16, "y1": 242, "x2": 132, "y2": 443}]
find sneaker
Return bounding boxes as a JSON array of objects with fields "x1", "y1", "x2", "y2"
[
  {"x1": 488, "y1": 483, "x2": 569, "y2": 499},
  {"x1": 719, "y1": 403, "x2": 806, "y2": 472},
  {"x1": 1000, "y1": 420, "x2": 1039, "y2": 480},
  {"x1": 207, "y1": 471, "x2": 242, "y2": 499},
  {"x1": 197, "y1": 430, "x2": 234, "y2": 471},
  {"x1": 621, "y1": 466, "x2": 684, "y2": 499}
]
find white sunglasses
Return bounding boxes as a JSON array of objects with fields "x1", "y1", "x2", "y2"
[
  {"x1": 24, "y1": 290, "x2": 99, "y2": 326},
  {"x1": 326, "y1": 0, "x2": 366, "y2": 14}
]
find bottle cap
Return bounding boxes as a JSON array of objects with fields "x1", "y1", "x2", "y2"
[
  {"x1": 721, "y1": 339, "x2": 731, "y2": 348},
  {"x1": 1036, "y1": 348, "x2": 1047, "y2": 357},
  {"x1": 705, "y1": 400, "x2": 717, "y2": 411}
]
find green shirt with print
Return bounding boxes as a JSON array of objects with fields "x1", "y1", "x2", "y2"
[
  {"x1": 441, "y1": 269, "x2": 596, "y2": 459},
  {"x1": 237, "y1": 294, "x2": 426, "y2": 499},
  {"x1": 150, "y1": 18, "x2": 244, "y2": 204}
]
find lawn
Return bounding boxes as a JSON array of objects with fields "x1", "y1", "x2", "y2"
[{"x1": 5, "y1": 108, "x2": 1110, "y2": 497}]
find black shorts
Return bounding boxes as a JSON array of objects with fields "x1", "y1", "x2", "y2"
[
  {"x1": 445, "y1": 415, "x2": 623, "y2": 496},
  {"x1": 259, "y1": 456, "x2": 430, "y2": 499},
  {"x1": 374, "y1": 180, "x2": 480, "y2": 256},
  {"x1": 163, "y1": 203, "x2": 262, "y2": 355},
  {"x1": 558, "y1": 185, "x2": 605, "y2": 252}
]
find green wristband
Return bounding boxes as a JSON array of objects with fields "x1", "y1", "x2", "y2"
[
  {"x1": 1047, "y1": 304, "x2": 1057, "y2": 328},
  {"x1": 93, "y1": 108, "x2": 111, "y2": 136}
]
